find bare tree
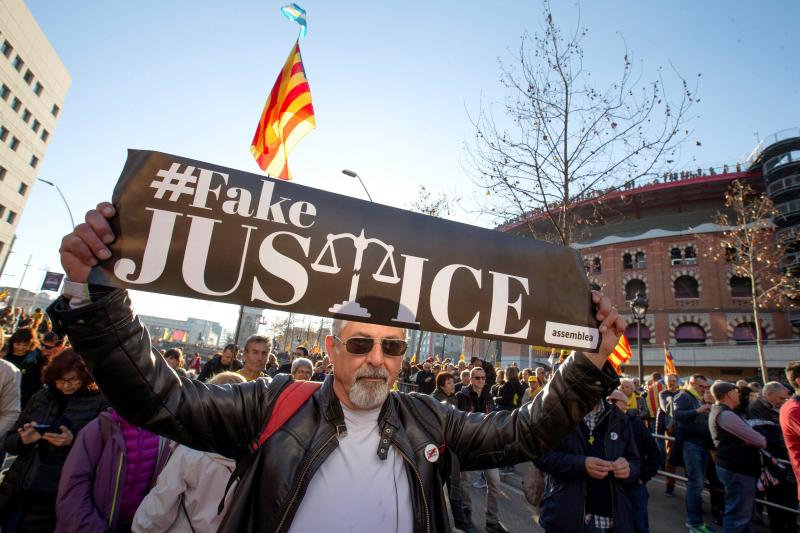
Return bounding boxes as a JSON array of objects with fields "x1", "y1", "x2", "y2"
[
  {"x1": 710, "y1": 180, "x2": 798, "y2": 380},
  {"x1": 467, "y1": 1, "x2": 697, "y2": 245},
  {"x1": 409, "y1": 185, "x2": 457, "y2": 218}
]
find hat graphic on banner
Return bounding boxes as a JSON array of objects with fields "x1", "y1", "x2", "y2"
[{"x1": 41, "y1": 272, "x2": 64, "y2": 292}]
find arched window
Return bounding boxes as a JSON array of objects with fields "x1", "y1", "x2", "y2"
[
  {"x1": 725, "y1": 247, "x2": 738, "y2": 263},
  {"x1": 623, "y1": 253, "x2": 633, "y2": 270},
  {"x1": 684, "y1": 246, "x2": 697, "y2": 265},
  {"x1": 670, "y1": 247, "x2": 682, "y2": 265},
  {"x1": 624, "y1": 323, "x2": 651, "y2": 345},
  {"x1": 625, "y1": 279, "x2": 647, "y2": 301},
  {"x1": 730, "y1": 276, "x2": 752, "y2": 298},
  {"x1": 675, "y1": 322, "x2": 707, "y2": 344},
  {"x1": 635, "y1": 251, "x2": 646, "y2": 269},
  {"x1": 674, "y1": 275, "x2": 699, "y2": 298},
  {"x1": 593, "y1": 257, "x2": 602, "y2": 273},
  {"x1": 733, "y1": 323, "x2": 761, "y2": 344}
]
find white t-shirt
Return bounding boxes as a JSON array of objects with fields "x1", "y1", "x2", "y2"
[{"x1": 287, "y1": 404, "x2": 413, "y2": 533}]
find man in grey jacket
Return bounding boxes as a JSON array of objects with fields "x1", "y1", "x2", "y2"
[{"x1": 0, "y1": 352, "x2": 20, "y2": 465}]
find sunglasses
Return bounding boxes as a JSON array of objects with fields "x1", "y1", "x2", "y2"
[
  {"x1": 333, "y1": 336, "x2": 407, "y2": 357},
  {"x1": 472, "y1": 376, "x2": 486, "y2": 381}
]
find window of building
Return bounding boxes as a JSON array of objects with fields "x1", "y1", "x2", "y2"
[
  {"x1": 670, "y1": 247, "x2": 682, "y2": 265},
  {"x1": 684, "y1": 246, "x2": 697, "y2": 265},
  {"x1": 0, "y1": 84, "x2": 9, "y2": 101},
  {"x1": 0, "y1": 40, "x2": 12, "y2": 58},
  {"x1": 10, "y1": 97, "x2": 20, "y2": 112},
  {"x1": 9, "y1": 137, "x2": 19, "y2": 151},
  {"x1": 6, "y1": 211, "x2": 16, "y2": 224},
  {"x1": 635, "y1": 251, "x2": 646, "y2": 269},
  {"x1": 0, "y1": 242, "x2": 4, "y2": 255},
  {"x1": 40, "y1": 129, "x2": 49, "y2": 142},
  {"x1": 0, "y1": 205, "x2": 6, "y2": 218},
  {"x1": 674, "y1": 275, "x2": 699, "y2": 298},
  {"x1": 623, "y1": 253, "x2": 633, "y2": 270},
  {"x1": 51, "y1": 104, "x2": 60, "y2": 117},
  {"x1": 17, "y1": 182, "x2": 26, "y2": 196},
  {"x1": 0, "y1": 126, "x2": 8, "y2": 142},
  {"x1": 592, "y1": 257, "x2": 602, "y2": 273},
  {"x1": 725, "y1": 247, "x2": 738, "y2": 263},
  {"x1": 33, "y1": 81, "x2": 43, "y2": 96},
  {"x1": 625, "y1": 279, "x2": 647, "y2": 301},
  {"x1": 624, "y1": 323, "x2": 651, "y2": 345},
  {"x1": 675, "y1": 322, "x2": 707, "y2": 344},
  {"x1": 23, "y1": 69, "x2": 33, "y2": 85},
  {"x1": 589, "y1": 282, "x2": 602, "y2": 291},
  {"x1": 12, "y1": 55, "x2": 23, "y2": 72},
  {"x1": 0, "y1": 166, "x2": 6, "y2": 180},
  {"x1": 29, "y1": 155, "x2": 38, "y2": 168},
  {"x1": 21, "y1": 108, "x2": 31, "y2": 123},
  {"x1": 730, "y1": 276, "x2": 752, "y2": 298},
  {"x1": 31, "y1": 119, "x2": 40, "y2": 133},
  {"x1": 732, "y1": 323, "x2": 760, "y2": 344}
]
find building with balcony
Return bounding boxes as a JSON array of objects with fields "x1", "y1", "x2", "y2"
[
  {"x1": 469, "y1": 131, "x2": 800, "y2": 381},
  {"x1": 0, "y1": 0, "x2": 70, "y2": 271}
]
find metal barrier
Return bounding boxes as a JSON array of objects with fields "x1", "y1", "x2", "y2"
[{"x1": 650, "y1": 433, "x2": 799, "y2": 515}]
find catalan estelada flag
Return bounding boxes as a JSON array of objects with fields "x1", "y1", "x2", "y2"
[
  {"x1": 664, "y1": 342, "x2": 678, "y2": 375},
  {"x1": 250, "y1": 40, "x2": 316, "y2": 180},
  {"x1": 607, "y1": 334, "x2": 633, "y2": 373}
]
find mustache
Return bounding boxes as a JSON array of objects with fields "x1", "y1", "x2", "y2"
[{"x1": 354, "y1": 365, "x2": 390, "y2": 381}]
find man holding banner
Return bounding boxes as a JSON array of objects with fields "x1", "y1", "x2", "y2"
[{"x1": 50, "y1": 201, "x2": 625, "y2": 532}]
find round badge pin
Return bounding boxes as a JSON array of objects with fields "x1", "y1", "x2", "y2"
[
  {"x1": 610, "y1": 432, "x2": 618, "y2": 441},
  {"x1": 424, "y1": 444, "x2": 440, "y2": 463}
]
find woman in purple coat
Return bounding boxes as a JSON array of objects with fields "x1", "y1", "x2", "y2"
[{"x1": 55, "y1": 408, "x2": 171, "y2": 532}]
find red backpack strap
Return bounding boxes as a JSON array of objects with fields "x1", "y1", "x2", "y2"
[{"x1": 249, "y1": 380, "x2": 321, "y2": 451}]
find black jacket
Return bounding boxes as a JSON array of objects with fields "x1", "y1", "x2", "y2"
[
  {"x1": 456, "y1": 385, "x2": 494, "y2": 414},
  {"x1": 494, "y1": 379, "x2": 525, "y2": 410},
  {"x1": 535, "y1": 403, "x2": 640, "y2": 533},
  {"x1": 198, "y1": 355, "x2": 243, "y2": 382},
  {"x1": 48, "y1": 289, "x2": 619, "y2": 533},
  {"x1": 0, "y1": 386, "x2": 108, "y2": 528},
  {"x1": 626, "y1": 411, "x2": 662, "y2": 483}
]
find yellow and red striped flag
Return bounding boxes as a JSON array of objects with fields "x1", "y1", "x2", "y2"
[
  {"x1": 607, "y1": 334, "x2": 633, "y2": 373},
  {"x1": 663, "y1": 342, "x2": 678, "y2": 375},
  {"x1": 250, "y1": 40, "x2": 315, "y2": 180}
]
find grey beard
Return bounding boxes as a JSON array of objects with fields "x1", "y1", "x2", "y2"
[{"x1": 349, "y1": 365, "x2": 391, "y2": 409}]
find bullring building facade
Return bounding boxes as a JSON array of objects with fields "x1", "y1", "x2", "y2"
[{"x1": 480, "y1": 130, "x2": 800, "y2": 381}]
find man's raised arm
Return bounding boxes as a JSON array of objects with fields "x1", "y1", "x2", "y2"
[{"x1": 50, "y1": 202, "x2": 275, "y2": 459}]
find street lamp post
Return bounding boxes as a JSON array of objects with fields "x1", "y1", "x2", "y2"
[
  {"x1": 440, "y1": 334, "x2": 448, "y2": 360},
  {"x1": 341, "y1": 169, "x2": 374, "y2": 202},
  {"x1": 38, "y1": 179, "x2": 75, "y2": 228},
  {"x1": 630, "y1": 291, "x2": 649, "y2": 385}
]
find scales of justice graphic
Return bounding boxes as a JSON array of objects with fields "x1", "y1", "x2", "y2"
[{"x1": 310, "y1": 230, "x2": 400, "y2": 317}]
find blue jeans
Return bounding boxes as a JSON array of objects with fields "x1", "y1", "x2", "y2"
[
  {"x1": 683, "y1": 441, "x2": 709, "y2": 527},
  {"x1": 629, "y1": 483, "x2": 650, "y2": 533},
  {"x1": 716, "y1": 466, "x2": 756, "y2": 533}
]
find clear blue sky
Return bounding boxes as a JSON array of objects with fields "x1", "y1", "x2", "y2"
[{"x1": 6, "y1": 0, "x2": 798, "y2": 332}]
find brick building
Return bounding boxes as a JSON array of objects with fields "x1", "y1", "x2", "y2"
[{"x1": 467, "y1": 131, "x2": 800, "y2": 381}]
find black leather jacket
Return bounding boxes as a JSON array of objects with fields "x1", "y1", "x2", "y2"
[{"x1": 48, "y1": 289, "x2": 619, "y2": 533}]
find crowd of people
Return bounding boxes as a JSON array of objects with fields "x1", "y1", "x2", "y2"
[{"x1": 0, "y1": 296, "x2": 797, "y2": 532}]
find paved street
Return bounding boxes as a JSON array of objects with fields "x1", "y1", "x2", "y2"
[{"x1": 457, "y1": 467, "x2": 780, "y2": 533}]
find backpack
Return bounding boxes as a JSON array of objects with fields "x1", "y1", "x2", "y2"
[{"x1": 218, "y1": 380, "x2": 321, "y2": 513}]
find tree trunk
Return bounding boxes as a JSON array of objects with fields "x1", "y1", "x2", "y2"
[{"x1": 751, "y1": 283, "x2": 768, "y2": 382}]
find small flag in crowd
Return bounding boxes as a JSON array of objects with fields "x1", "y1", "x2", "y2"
[
  {"x1": 250, "y1": 5, "x2": 315, "y2": 180},
  {"x1": 458, "y1": 353, "x2": 465, "y2": 363},
  {"x1": 664, "y1": 342, "x2": 678, "y2": 375},
  {"x1": 410, "y1": 353, "x2": 417, "y2": 364},
  {"x1": 607, "y1": 334, "x2": 633, "y2": 373},
  {"x1": 41, "y1": 271, "x2": 64, "y2": 292}
]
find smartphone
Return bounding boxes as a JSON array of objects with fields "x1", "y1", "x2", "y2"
[{"x1": 31, "y1": 423, "x2": 52, "y2": 433}]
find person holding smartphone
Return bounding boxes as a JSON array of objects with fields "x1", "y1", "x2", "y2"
[{"x1": 0, "y1": 349, "x2": 108, "y2": 532}]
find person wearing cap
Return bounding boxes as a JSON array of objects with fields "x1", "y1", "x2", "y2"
[
  {"x1": 535, "y1": 389, "x2": 640, "y2": 532},
  {"x1": 609, "y1": 389, "x2": 661, "y2": 533},
  {"x1": 198, "y1": 343, "x2": 243, "y2": 382},
  {"x1": 520, "y1": 375, "x2": 542, "y2": 404},
  {"x1": 709, "y1": 381, "x2": 766, "y2": 533}
]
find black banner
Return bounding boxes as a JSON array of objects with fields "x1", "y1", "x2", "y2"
[
  {"x1": 90, "y1": 150, "x2": 600, "y2": 351},
  {"x1": 41, "y1": 271, "x2": 64, "y2": 292}
]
